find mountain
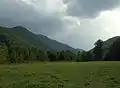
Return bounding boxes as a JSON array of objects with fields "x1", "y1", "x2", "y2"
[
  {"x1": 102, "y1": 36, "x2": 120, "y2": 49},
  {"x1": 12, "y1": 26, "x2": 49, "y2": 50},
  {"x1": 0, "y1": 26, "x2": 49, "y2": 50},
  {"x1": 102, "y1": 36, "x2": 120, "y2": 57},
  {"x1": 90, "y1": 36, "x2": 120, "y2": 59},
  {"x1": 0, "y1": 26, "x2": 82, "y2": 52},
  {"x1": 37, "y1": 34, "x2": 81, "y2": 52}
]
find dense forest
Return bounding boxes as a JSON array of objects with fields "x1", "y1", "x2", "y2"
[{"x1": 0, "y1": 26, "x2": 120, "y2": 64}]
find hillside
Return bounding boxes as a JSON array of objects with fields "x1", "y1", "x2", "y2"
[
  {"x1": 37, "y1": 34, "x2": 80, "y2": 52},
  {"x1": 0, "y1": 26, "x2": 49, "y2": 50},
  {"x1": 90, "y1": 36, "x2": 120, "y2": 60},
  {"x1": 0, "y1": 26, "x2": 81, "y2": 52},
  {"x1": 103, "y1": 36, "x2": 120, "y2": 50},
  {"x1": 12, "y1": 26, "x2": 49, "y2": 50},
  {"x1": 102, "y1": 36, "x2": 120, "y2": 57}
]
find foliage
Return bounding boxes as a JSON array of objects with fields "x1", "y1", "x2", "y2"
[
  {"x1": 93, "y1": 39, "x2": 103, "y2": 61},
  {"x1": 105, "y1": 39, "x2": 120, "y2": 61},
  {"x1": 0, "y1": 44, "x2": 9, "y2": 64},
  {"x1": 0, "y1": 38, "x2": 48, "y2": 64}
]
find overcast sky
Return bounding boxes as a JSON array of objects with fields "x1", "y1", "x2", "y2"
[{"x1": 0, "y1": 0, "x2": 120, "y2": 50}]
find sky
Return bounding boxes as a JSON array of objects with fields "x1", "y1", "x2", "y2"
[{"x1": 0, "y1": 0, "x2": 120, "y2": 50}]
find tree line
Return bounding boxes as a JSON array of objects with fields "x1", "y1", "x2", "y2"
[
  {"x1": 0, "y1": 37, "x2": 120, "y2": 64},
  {"x1": 0, "y1": 38, "x2": 92, "y2": 64}
]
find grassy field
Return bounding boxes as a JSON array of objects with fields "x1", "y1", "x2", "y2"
[{"x1": 0, "y1": 62, "x2": 120, "y2": 88}]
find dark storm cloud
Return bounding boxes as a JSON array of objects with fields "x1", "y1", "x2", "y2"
[
  {"x1": 65, "y1": 0, "x2": 120, "y2": 18},
  {"x1": 0, "y1": 0, "x2": 65, "y2": 36}
]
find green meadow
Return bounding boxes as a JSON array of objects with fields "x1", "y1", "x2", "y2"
[{"x1": 0, "y1": 62, "x2": 120, "y2": 88}]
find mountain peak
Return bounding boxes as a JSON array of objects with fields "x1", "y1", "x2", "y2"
[
  {"x1": 12, "y1": 26, "x2": 30, "y2": 33},
  {"x1": 13, "y1": 26, "x2": 26, "y2": 29},
  {"x1": 0, "y1": 26, "x2": 82, "y2": 52}
]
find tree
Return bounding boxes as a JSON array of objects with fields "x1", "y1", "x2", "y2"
[
  {"x1": 47, "y1": 51, "x2": 56, "y2": 61},
  {"x1": 105, "y1": 39, "x2": 120, "y2": 61},
  {"x1": 0, "y1": 44, "x2": 9, "y2": 64},
  {"x1": 93, "y1": 39, "x2": 103, "y2": 61},
  {"x1": 75, "y1": 51, "x2": 82, "y2": 62},
  {"x1": 80, "y1": 51, "x2": 92, "y2": 61},
  {"x1": 57, "y1": 51, "x2": 65, "y2": 61}
]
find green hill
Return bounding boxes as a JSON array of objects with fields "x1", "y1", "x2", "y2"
[
  {"x1": 0, "y1": 26, "x2": 81, "y2": 52},
  {"x1": 11, "y1": 26, "x2": 49, "y2": 50},
  {"x1": 37, "y1": 34, "x2": 81, "y2": 53},
  {"x1": 0, "y1": 26, "x2": 47, "y2": 49},
  {"x1": 90, "y1": 36, "x2": 120, "y2": 60}
]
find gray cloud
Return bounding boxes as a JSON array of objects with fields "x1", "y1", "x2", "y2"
[
  {"x1": 0, "y1": 0, "x2": 65, "y2": 36},
  {"x1": 65, "y1": 0, "x2": 120, "y2": 18},
  {"x1": 0, "y1": 0, "x2": 120, "y2": 50}
]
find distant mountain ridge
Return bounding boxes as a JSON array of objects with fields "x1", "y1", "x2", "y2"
[
  {"x1": 37, "y1": 34, "x2": 80, "y2": 52},
  {"x1": 0, "y1": 26, "x2": 82, "y2": 53}
]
